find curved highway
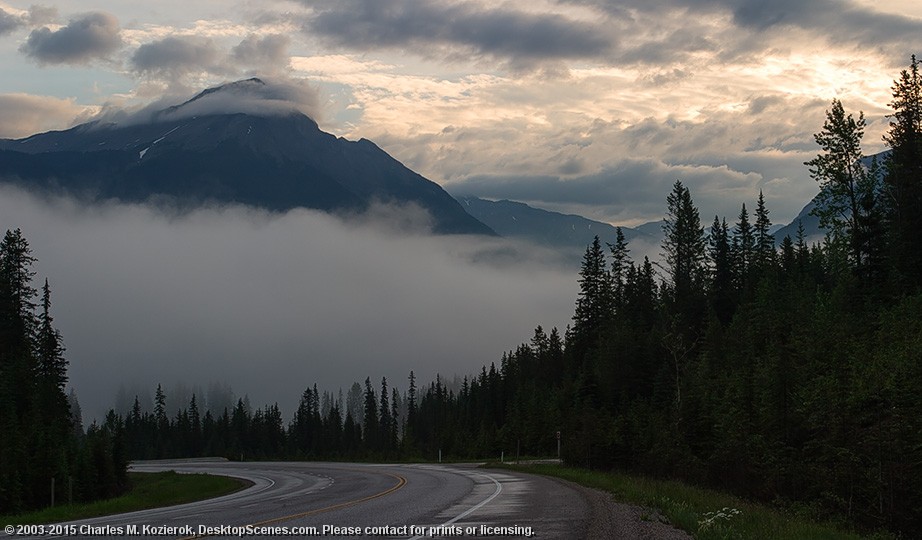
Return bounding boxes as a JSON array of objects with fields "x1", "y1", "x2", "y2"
[{"x1": 4, "y1": 460, "x2": 591, "y2": 539}]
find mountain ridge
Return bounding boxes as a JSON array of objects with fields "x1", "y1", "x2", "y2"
[
  {"x1": 0, "y1": 80, "x2": 495, "y2": 236},
  {"x1": 455, "y1": 196, "x2": 662, "y2": 263}
]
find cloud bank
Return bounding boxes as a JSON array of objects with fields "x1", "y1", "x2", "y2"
[
  {"x1": 303, "y1": 0, "x2": 612, "y2": 70},
  {"x1": 0, "y1": 93, "x2": 91, "y2": 138},
  {"x1": 0, "y1": 187, "x2": 577, "y2": 422},
  {"x1": 131, "y1": 36, "x2": 226, "y2": 79},
  {"x1": 20, "y1": 11, "x2": 123, "y2": 65},
  {"x1": 129, "y1": 33, "x2": 294, "y2": 89}
]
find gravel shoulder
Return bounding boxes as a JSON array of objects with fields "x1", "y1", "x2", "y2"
[{"x1": 551, "y1": 476, "x2": 693, "y2": 540}]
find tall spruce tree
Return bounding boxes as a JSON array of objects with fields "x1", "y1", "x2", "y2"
[
  {"x1": 570, "y1": 236, "x2": 612, "y2": 358},
  {"x1": 0, "y1": 229, "x2": 38, "y2": 511},
  {"x1": 732, "y1": 203, "x2": 755, "y2": 288},
  {"x1": 363, "y1": 378, "x2": 378, "y2": 450},
  {"x1": 883, "y1": 55, "x2": 922, "y2": 289},
  {"x1": 608, "y1": 227, "x2": 630, "y2": 311},
  {"x1": 754, "y1": 191, "x2": 775, "y2": 271},
  {"x1": 708, "y1": 216, "x2": 734, "y2": 323},
  {"x1": 662, "y1": 180, "x2": 706, "y2": 334},
  {"x1": 35, "y1": 279, "x2": 70, "y2": 448},
  {"x1": 379, "y1": 377, "x2": 391, "y2": 453},
  {"x1": 406, "y1": 371, "x2": 417, "y2": 438}
]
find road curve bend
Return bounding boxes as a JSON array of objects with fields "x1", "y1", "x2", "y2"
[{"x1": 4, "y1": 460, "x2": 592, "y2": 539}]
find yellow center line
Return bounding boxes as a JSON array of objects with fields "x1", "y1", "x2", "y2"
[{"x1": 181, "y1": 469, "x2": 407, "y2": 539}]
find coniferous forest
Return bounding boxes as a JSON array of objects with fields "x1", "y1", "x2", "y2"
[
  {"x1": 4, "y1": 58, "x2": 922, "y2": 535},
  {"x1": 0, "y1": 229, "x2": 128, "y2": 514}
]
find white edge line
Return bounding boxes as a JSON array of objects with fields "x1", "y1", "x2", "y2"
[{"x1": 407, "y1": 470, "x2": 502, "y2": 540}]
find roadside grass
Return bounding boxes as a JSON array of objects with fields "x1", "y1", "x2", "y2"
[
  {"x1": 490, "y1": 463, "x2": 890, "y2": 540},
  {"x1": 0, "y1": 471, "x2": 247, "y2": 526}
]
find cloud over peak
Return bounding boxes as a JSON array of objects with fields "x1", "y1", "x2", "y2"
[
  {"x1": 232, "y1": 34, "x2": 291, "y2": 73},
  {"x1": 129, "y1": 33, "x2": 293, "y2": 87},
  {"x1": 131, "y1": 35, "x2": 227, "y2": 79},
  {"x1": 162, "y1": 77, "x2": 322, "y2": 121}
]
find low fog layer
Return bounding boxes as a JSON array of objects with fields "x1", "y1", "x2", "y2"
[{"x1": 0, "y1": 187, "x2": 578, "y2": 422}]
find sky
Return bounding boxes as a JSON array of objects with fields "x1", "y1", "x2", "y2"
[
  {"x1": 1, "y1": 0, "x2": 921, "y2": 419},
  {"x1": 1, "y1": 0, "x2": 920, "y2": 225}
]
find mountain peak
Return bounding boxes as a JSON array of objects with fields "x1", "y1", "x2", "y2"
[
  {"x1": 0, "y1": 78, "x2": 496, "y2": 236},
  {"x1": 177, "y1": 78, "x2": 267, "y2": 109},
  {"x1": 156, "y1": 78, "x2": 313, "y2": 121}
]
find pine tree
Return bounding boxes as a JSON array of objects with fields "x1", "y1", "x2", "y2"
[
  {"x1": 0, "y1": 229, "x2": 38, "y2": 417},
  {"x1": 390, "y1": 388, "x2": 400, "y2": 450},
  {"x1": 34, "y1": 279, "x2": 70, "y2": 452},
  {"x1": 406, "y1": 371, "x2": 417, "y2": 433},
  {"x1": 379, "y1": 377, "x2": 391, "y2": 453},
  {"x1": 230, "y1": 398, "x2": 250, "y2": 459},
  {"x1": 68, "y1": 389, "x2": 84, "y2": 438},
  {"x1": 780, "y1": 235, "x2": 796, "y2": 275},
  {"x1": 608, "y1": 227, "x2": 630, "y2": 311},
  {"x1": 733, "y1": 203, "x2": 755, "y2": 287},
  {"x1": 805, "y1": 99, "x2": 882, "y2": 275},
  {"x1": 189, "y1": 394, "x2": 202, "y2": 456},
  {"x1": 572, "y1": 236, "x2": 612, "y2": 342},
  {"x1": 0, "y1": 229, "x2": 38, "y2": 325},
  {"x1": 708, "y1": 215, "x2": 734, "y2": 323},
  {"x1": 754, "y1": 191, "x2": 775, "y2": 271},
  {"x1": 363, "y1": 378, "x2": 378, "y2": 451},
  {"x1": 883, "y1": 55, "x2": 922, "y2": 289},
  {"x1": 795, "y1": 220, "x2": 810, "y2": 274},
  {"x1": 663, "y1": 181, "x2": 706, "y2": 295},
  {"x1": 0, "y1": 229, "x2": 39, "y2": 511},
  {"x1": 290, "y1": 387, "x2": 314, "y2": 456},
  {"x1": 35, "y1": 280, "x2": 67, "y2": 391},
  {"x1": 662, "y1": 181, "x2": 706, "y2": 335}
]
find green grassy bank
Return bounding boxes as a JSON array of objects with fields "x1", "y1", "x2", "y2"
[
  {"x1": 493, "y1": 464, "x2": 895, "y2": 540},
  {"x1": 0, "y1": 471, "x2": 247, "y2": 526}
]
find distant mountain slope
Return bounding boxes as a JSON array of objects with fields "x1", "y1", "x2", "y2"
[
  {"x1": 633, "y1": 219, "x2": 666, "y2": 238},
  {"x1": 455, "y1": 196, "x2": 657, "y2": 259},
  {"x1": 774, "y1": 151, "x2": 889, "y2": 244},
  {"x1": 0, "y1": 79, "x2": 495, "y2": 236},
  {"x1": 774, "y1": 200, "x2": 823, "y2": 243}
]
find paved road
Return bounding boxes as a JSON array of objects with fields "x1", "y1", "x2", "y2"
[{"x1": 3, "y1": 460, "x2": 591, "y2": 539}]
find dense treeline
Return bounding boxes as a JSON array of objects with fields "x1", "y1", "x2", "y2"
[
  {"x1": 109, "y1": 57, "x2": 920, "y2": 534},
  {"x1": 0, "y1": 230, "x2": 127, "y2": 514}
]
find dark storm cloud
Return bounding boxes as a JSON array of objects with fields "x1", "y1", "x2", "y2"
[
  {"x1": 303, "y1": 0, "x2": 613, "y2": 66},
  {"x1": 0, "y1": 187, "x2": 576, "y2": 422},
  {"x1": 564, "y1": 0, "x2": 922, "y2": 58},
  {"x1": 130, "y1": 36, "x2": 226, "y2": 79},
  {"x1": 726, "y1": 0, "x2": 922, "y2": 57},
  {"x1": 0, "y1": 8, "x2": 24, "y2": 36},
  {"x1": 19, "y1": 11, "x2": 122, "y2": 65}
]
